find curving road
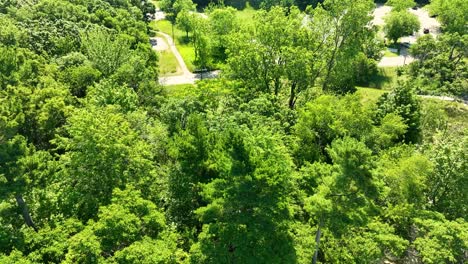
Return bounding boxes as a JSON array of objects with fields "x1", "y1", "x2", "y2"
[{"x1": 156, "y1": 31, "x2": 220, "y2": 85}]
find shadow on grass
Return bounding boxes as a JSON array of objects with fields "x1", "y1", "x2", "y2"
[{"x1": 366, "y1": 67, "x2": 397, "y2": 89}]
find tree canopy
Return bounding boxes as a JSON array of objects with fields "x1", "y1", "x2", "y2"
[{"x1": 1, "y1": 0, "x2": 467, "y2": 263}]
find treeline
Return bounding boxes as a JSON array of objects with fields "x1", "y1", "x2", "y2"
[
  {"x1": 1, "y1": 0, "x2": 467, "y2": 263},
  {"x1": 192, "y1": 0, "x2": 430, "y2": 10}
]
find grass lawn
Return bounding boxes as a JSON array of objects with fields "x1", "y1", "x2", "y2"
[
  {"x1": 236, "y1": 6, "x2": 257, "y2": 27},
  {"x1": 164, "y1": 84, "x2": 196, "y2": 97},
  {"x1": 422, "y1": 98, "x2": 468, "y2": 125},
  {"x1": 156, "y1": 35, "x2": 181, "y2": 76},
  {"x1": 158, "y1": 50, "x2": 181, "y2": 77},
  {"x1": 384, "y1": 49, "x2": 399, "y2": 57},
  {"x1": 356, "y1": 87, "x2": 386, "y2": 105},
  {"x1": 150, "y1": 20, "x2": 196, "y2": 72},
  {"x1": 366, "y1": 66, "x2": 398, "y2": 89}
]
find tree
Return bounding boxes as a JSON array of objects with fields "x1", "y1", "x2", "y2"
[
  {"x1": 409, "y1": 33, "x2": 467, "y2": 97},
  {"x1": 81, "y1": 28, "x2": 131, "y2": 77},
  {"x1": 190, "y1": 128, "x2": 296, "y2": 263},
  {"x1": 306, "y1": 137, "x2": 379, "y2": 264},
  {"x1": 414, "y1": 216, "x2": 468, "y2": 264},
  {"x1": 376, "y1": 82, "x2": 422, "y2": 143},
  {"x1": 54, "y1": 106, "x2": 157, "y2": 221},
  {"x1": 293, "y1": 94, "x2": 374, "y2": 165},
  {"x1": 315, "y1": 0, "x2": 376, "y2": 93},
  {"x1": 384, "y1": 10, "x2": 420, "y2": 44},
  {"x1": 160, "y1": 0, "x2": 195, "y2": 40},
  {"x1": 424, "y1": 132, "x2": 468, "y2": 220},
  {"x1": 191, "y1": 15, "x2": 211, "y2": 70},
  {"x1": 226, "y1": 6, "x2": 318, "y2": 107},
  {"x1": 430, "y1": 0, "x2": 468, "y2": 34},
  {"x1": 176, "y1": 10, "x2": 195, "y2": 39},
  {"x1": 208, "y1": 7, "x2": 238, "y2": 61},
  {"x1": 386, "y1": 0, "x2": 416, "y2": 12}
]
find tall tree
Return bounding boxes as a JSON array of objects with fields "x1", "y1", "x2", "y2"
[
  {"x1": 430, "y1": 0, "x2": 468, "y2": 34},
  {"x1": 383, "y1": 10, "x2": 420, "y2": 44},
  {"x1": 190, "y1": 128, "x2": 296, "y2": 263}
]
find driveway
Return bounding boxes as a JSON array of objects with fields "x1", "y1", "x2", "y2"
[{"x1": 373, "y1": 4, "x2": 441, "y2": 67}]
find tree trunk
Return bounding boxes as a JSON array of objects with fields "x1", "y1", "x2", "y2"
[
  {"x1": 289, "y1": 82, "x2": 297, "y2": 109},
  {"x1": 171, "y1": 23, "x2": 175, "y2": 45},
  {"x1": 312, "y1": 218, "x2": 324, "y2": 264},
  {"x1": 15, "y1": 194, "x2": 37, "y2": 231}
]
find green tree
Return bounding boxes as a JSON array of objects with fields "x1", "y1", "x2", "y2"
[
  {"x1": 161, "y1": 0, "x2": 195, "y2": 40},
  {"x1": 81, "y1": 28, "x2": 131, "y2": 77},
  {"x1": 54, "y1": 106, "x2": 157, "y2": 221},
  {"x1": 430, "y1": 0, "x2": 468, "y2": 34},
  {"x1": 384, "y1": 10, "x2": 420, "y2": 44},
  {"x1": 386, "y1": 0, "x2": 416, "y2": 12},
  {"x1": 176, "y1": 10, "x2": 195, "y2": 39},
  {"x1": 192, "y1": 15, "x2": 212, "y2": 70},
  {"x1": 294, "y1": 94, "x2": 374, "y2": 164},
  {"x1": 424, "y1": 132, "x2": 468, "y2": 220},
  {"x1": 409, "y1": 33, "x2": 467, "y2": 97},
  {"x1": 414, "y1": 216, "x2": 468, "y2": 264},
  {"x1": 208, "y1": 7, "x2": 238, "y2": 61},
  {"x1": 306, "y1": 137, "x2": 379, "y2": 264},
  {"x1": 376, "y1": 82, "x2": 422, "y2": 143},
  {"x1": 190, "y1": 128, "x2": 296, "y2": 263},
  {"x1": 316, "y1": 0, "x2": 375, "y2": 93}
]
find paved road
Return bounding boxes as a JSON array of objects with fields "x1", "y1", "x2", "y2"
[{"x1": 378, "y1": 46, "x2": 414, "y2": 67}]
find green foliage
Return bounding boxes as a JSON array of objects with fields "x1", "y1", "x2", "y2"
[
  {"x1": 190, "y1": 128, "x2": 296, "y2": 263},
  {"x1": 384, "y1": 10, "x2": 420, "y2": 44},
  {"x1": 1, "y1": 0, "x2": 467, "y2": 262},
  {"x1": 409, "y1": 33, "x2": 467, "y2": 98},
  {"x1": 376, "y1": 83, "x2": 422, "y2": 143},
  {"x1": 414, "y1": 216, "x2": 468, "y2": 264},
  {"x1": 424, "y1": 132, "x2": 468, "y2": 219},
  {"x1": 81, "y1": 28, "x2": 132, "y2": 77},
  {"x1": 54, "y1": 106, "x2": 157, "y2": 220},
  {"x1": 294, "y1": 94, "x2": 374, "y2": 164},
  {"x1": 386, "y1": 0, "x2": 416, "y2": 11},
  {"x1": 430, "y1": 0, "x2": 468, "y2": 34}
]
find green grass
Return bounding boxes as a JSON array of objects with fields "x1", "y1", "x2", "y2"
[
  {"x1": 366, "y1": 66, "x2": 398, "y2": 89},
  {"x1": 164, "y1": 84, "x2": 196, "y2": 97},
  {"x1": 158, "y1": 52, "x2": 181, "y2": 76},
  {"x1": 357, "y1": 88, "x2": 468, "y2": 128},
  {"x1": 384, "y1": 49, "x2": 399, "y2": 57},
  {"x1": 150, "y1": 20, "x2": 196, "y2": 72},
  {"x1": 236, "y1": 6, "x2": 257, "y2": 26},
  {"x1": 422, "y1": 98, "x2": 468, "y2": 125},
  {"x1": 357, "y1": 87, "x2": 386, "y2": 105},
  {"x1": 156, "y1": 36, "x2": 181, "y2": 76}
]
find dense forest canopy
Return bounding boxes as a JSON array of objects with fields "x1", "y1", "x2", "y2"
[{"x1": 0, "y1": 0, "x2": 467, "y2": 263}]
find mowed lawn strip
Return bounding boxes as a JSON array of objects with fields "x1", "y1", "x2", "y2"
[
  {"x1": 156, "y1": 36, "x2": 182, "y2": 76},
  {"x1": 151, "y1": 20, "x2": 196, "y2": 72}
]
